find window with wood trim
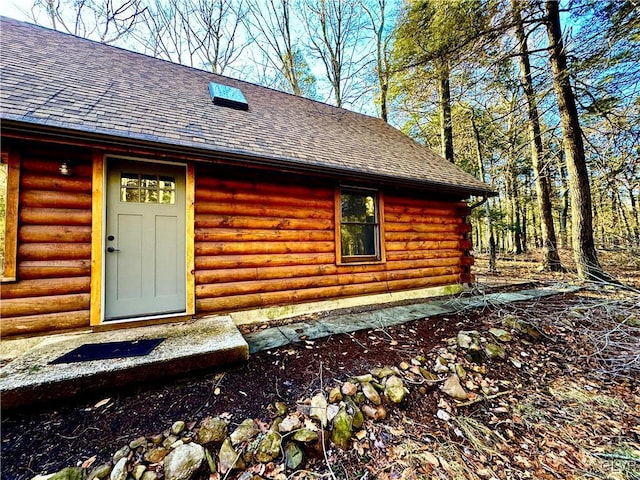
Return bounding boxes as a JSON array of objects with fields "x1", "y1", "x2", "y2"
[
  {"x1": 337, "y1": 188, "x2": 383, "y2": 263},
  {"x1": 0, "y1": 150, "x2": 19, "y2": 281}
]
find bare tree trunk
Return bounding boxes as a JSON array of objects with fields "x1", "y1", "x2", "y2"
[
  {"x1": 46, "y1": 0, "x2": 58, "y2": 29},
  {"x1": 437, "y1": 61, "x2": 454, "y2": 163},
  {"x1": 555, "y1": 151, "x2": 569, "y2": 248},
  {"x1": 521, "y1": 176, "x2": 528, "y2": 252},
  {"x1": 513, "y1": 0, "x2": 563, "y2": 270},
  {"x1": 510, "y1": 163, "x2": 523, "y2": 254},
  {"x1": 489, "y1": 227, "x2": 497, "y2": 272},
  {"x1": 629, "y1": 186, "x2": 640, "y2": 246},
  {"x1": 545, "y1": 0, "x2": 614, "y2": 282},
  {"x1": 594, "y1": 181, "x2": 607, "y2": 247},
  {"x1": 470, "y1": 109, "x2": 496, "y2": 271},
  {"x1": 615, "y1": 188, "x2": 632, "y2": 246},
  {"x1": 363, "y1": 0, "x2": 391, "y2": 122}
]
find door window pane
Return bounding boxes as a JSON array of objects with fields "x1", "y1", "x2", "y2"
[{"x1": 120, "y1": 172, "x2": 176, "y2": 204}]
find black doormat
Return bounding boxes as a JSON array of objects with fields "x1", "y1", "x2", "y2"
[{"x1": 50, "y1": 338, "x2": 165, "y2": 364}]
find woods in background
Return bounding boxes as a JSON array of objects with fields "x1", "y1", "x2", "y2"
[{"x1": 23, "y1": 0, "x2": 640, "y2": 280}]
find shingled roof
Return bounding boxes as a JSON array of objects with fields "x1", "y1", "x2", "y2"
[{"x1": 0, "y1": 17, "x2": 493, "y2": 197}]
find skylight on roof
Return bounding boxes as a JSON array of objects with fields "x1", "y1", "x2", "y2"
[{"x1": 209, "y1": 82, "x2": 248, "y2": 111}]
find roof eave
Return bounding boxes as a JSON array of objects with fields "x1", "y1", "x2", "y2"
[{"x1": 0, "y1": 118, "x2": 498, "y2": 198}]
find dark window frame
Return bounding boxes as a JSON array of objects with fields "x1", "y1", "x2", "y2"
[{"x1": 335, "y1": 186, "x2": 385, "y2": 265}]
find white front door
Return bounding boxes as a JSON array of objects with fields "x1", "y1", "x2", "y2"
[{"x1": 105, "y1": 160, "x2": 186, "y2": 320}]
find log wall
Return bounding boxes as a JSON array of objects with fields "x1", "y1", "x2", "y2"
[
  {"x1": 0, "y1": 141, "x2": 473, "y2": 337},
  {"x1": 195, "y1": 169, "x2": 471, "y2": 314},
  {"x1": 0, "y1": 146, "x2": 93, "y2": 337}
]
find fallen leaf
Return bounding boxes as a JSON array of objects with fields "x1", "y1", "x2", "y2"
[
  {"x1": 81, "y1": 455, "x2": 96, "y2": 469},
  {"x1": 94, "y1": 398, "x2": 111, "y2": 409}
]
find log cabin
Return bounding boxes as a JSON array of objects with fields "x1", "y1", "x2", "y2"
[{"x1": 0, "y1": 17, "x2": 494, "y2": 339}]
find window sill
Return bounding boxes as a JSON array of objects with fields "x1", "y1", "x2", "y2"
[{"x1": 336, "y1": 259, "x2": 385, "y2": 266}]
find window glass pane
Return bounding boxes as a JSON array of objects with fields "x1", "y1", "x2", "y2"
[
  {"x1": 160, "y1": 189, "x2": 176, "y2": 204},
  {"x1": 0, "y1": 162, "x2": 7, "y2": 275},
  {"x1": 121, "y1": 173, "x2": 139, "y2": 188},
  {"x1": 141, "y1": 174, "x2": 158, "y2": 189},
  {"x1": 341, "y1": 193, "x2": 376, "y2": 223},
  {"x1": 141, "y1": 188, "x2": 159, "y2": 203},
  {"x1": 341, "y1": 224, "x2": 376, "y2": 256},
  {"x1": 159, "y1": 176, "x2": 176, "y2": 190},
  {"x1": 120, "y1": 173, "x2": 175, "y2": 204},
  {"x1": 121, "y1": 187, "x2": 139, "y2": 203}
]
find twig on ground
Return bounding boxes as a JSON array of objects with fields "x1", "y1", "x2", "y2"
[
  {"x1": 318, "y1": 361, "x2": 337, "y2": 480},
  {"x1": 456, "y1": 390, "x2": 514, "y2": 407}
]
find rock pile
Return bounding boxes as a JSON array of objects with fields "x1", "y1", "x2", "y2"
[{"x1": 35, "y1": 319, "x2": 525, "y2": 480}]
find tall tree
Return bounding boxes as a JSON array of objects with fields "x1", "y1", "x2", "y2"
[
  {"x1": 512, "y1": 0, "x2": 563, "y2": 271},
  {"x1": 30, "y1": 0, "x2": 146, "y2": 43},
  {"x1": 244, "y1": 0, "x2": 316, "y2": 97},
  {"x1": 362, "y1": 0, "x2": 397, "y2": 122},
  {"x1": 138, "y1": 0, "x2": 247, "y2": 74},
  {"x1": 302, "y1": 0, "x2": 365, "y2": 107},
  {"x1": 544, "y1": 0, "x2": 612, "y2": 281},
  {"x1": 393, "y1": 0, "x2": 496, "y2": 163}
]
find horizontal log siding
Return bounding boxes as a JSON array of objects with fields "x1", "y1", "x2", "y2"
[
  {"x1": 195, "y1": 173, "x2": 468, "y2": 314},
  {"x1": 1, "y1": 148, "x2": 93, "y2": 337}
]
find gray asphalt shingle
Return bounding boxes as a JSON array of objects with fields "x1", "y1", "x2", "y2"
[{"x1": 1, "y1": 17, "x2": 494, "y2": 196}]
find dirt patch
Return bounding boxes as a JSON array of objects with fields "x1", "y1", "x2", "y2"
[{"x1": 2, "y1": 251, "x2": 639, "y2": 480}]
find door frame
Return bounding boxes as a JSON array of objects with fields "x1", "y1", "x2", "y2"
[{"x1": 90, "y1": 153, "x2": 195, "y2": 327}]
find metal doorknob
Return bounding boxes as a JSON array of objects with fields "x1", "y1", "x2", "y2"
[{"x1": 107, "y1": 247, "x2": 120, "y2": 253}]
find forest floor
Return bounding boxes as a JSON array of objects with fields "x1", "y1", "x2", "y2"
[{"x1": 2, "y1": 249, "x2": 639, "y2": 480}]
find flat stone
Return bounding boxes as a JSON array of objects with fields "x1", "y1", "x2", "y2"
[
  {"x1": 48, "y1": 468, "x2": 83, "y2": 480},
  {"x1": 441, "y1": 374, "x2": 468, "y2": 401},
  {"x1": 310, "y1": 393, "x2": 328, "y2": 427},
  {"x1": 144, "y1": 447, "x2": 168, "y2": 464},
  {"x1": 327, "y1": 404, "x2": 340, "y2": 423},
  {"x1": 292, "y1": 428, "x2": 319, "y2": 443},
  {"x1": 331, "y1": 408, "x2": 352, "y2": 449},
  {"x1": 384, "y1": 376, "x2": 405, "y2": 404},
  {"x1": 278, "y1": 415, "x2": 302, "y2": 433},
  {"x1": 255, "y1": 430, "x2": 282, "y2": 463},
  {"x1": 276, "y1": 322, "x2": 331, "y2": 343},
  {"x1": 485, "y1": 343, "x2": 506, "y2": 359},
  {"x1": 230, "y1": 419, "x2": 259, "y2": 445},
  {"x1": 110, "y1": 458, "x2": 128, "y2": 480},
  {"x1": 245, "y1": 329, "x2": 290, "y2": 354},
  {"x1": 219, "y1": 438, "x2": 244, "y2": 473},
  {"x1": 370, "y1": 366, "x2": 396, "y2": 378},
  {"x1": 112, "y1": 446, "x2": 130, "y2": 464},
  {"x1": 129, "y1": 436, "x2": 147, "y2": 450},
  {"x1": 361, "y1": 382, "x2": 381, "y2": 405},
  {"x1": 87, "y1": 463, "x2": 112, "y2": 480},
  {"x1": 457, "y1": 332, "x2": 473, "y2": 349},
  {"x1": 171, "y1": 421, "x2": 185, "y2": 436},
  {"x1": 198, "y1": 417, "x2": 227, "y2": 445},
  {"x1": 322, "y1": 315, "x2": 378, "y2": 334},
  {"x1": 132, "y1": 465, "x2": 147, "y2": 480},
  {"x1": 163, "y1": 443, "x2": 205, "y2": 480},
  {"x1": 434, "y1": 356, "x2": 449, "y2": 373},
  {"x1": 328, "y1": 387, "x2": 342, "y2": 403},
  {"x1": 285, "y1": 442, "x2": 304, "y2": 470},
  {"x1": 489, "y1": 328, "x2": 512, "y2": 342}
]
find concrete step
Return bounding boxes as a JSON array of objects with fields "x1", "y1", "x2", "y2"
[{"x1": 0, "y1": 315, "x2": 248, "y2": 410}]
